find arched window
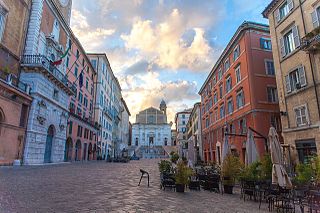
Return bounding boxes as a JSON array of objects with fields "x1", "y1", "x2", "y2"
[
  {"x1": 135, "y1": 137, "x2": 138, "y2": 146},
  {"x1": 164, "y1": 138, "x2": 168, "y2": 146}
]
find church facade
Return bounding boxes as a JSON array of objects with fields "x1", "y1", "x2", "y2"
[{"x1": 131, "y1": 101, "x2": 171, "y2": 158}]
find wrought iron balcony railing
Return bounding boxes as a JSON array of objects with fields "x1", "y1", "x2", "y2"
[{"x1": 21, "y1": 55, "x2": 76, "y2": 95}]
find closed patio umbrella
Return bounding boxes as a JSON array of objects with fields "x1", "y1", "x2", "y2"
[
  {"x1": 245, "y1": 129, "x2": 259, "y2": 165},
  {"x1": 269, "y1": 127, "x2": 292, "y2": 188},
  {"x1": 222, "y1": 135, "x2": 229, "y2": 162}
]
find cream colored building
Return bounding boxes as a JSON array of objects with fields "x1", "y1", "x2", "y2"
[{"x1": 263, "y1": 0, "x2": 320, "y2": 163}]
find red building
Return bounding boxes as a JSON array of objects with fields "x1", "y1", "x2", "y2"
[
  {"x1": 199, "y1": 21, "x2": 282, "y2": 164},
  {"x1": 64, "y1": 34, "x2": 99, "y2": 162}
]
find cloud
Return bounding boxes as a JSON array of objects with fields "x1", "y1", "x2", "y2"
[
  {"x1": 121, "y1": 9, "x2": 214, "y2": 72},
  {"x1": 71, "y1": 10, "x2": 115, "y2": 51}
]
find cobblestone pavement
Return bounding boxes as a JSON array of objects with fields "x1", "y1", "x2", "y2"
[{"x1": 0, "y1": 159, "x2": 282, "y2": 213}]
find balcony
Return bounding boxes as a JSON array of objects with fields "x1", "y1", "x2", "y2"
[
  {"x1": 21, "y1": 55, "x2": 76, "y2": 95},
  {"x1": 301, "y1": 27, "x2": 320, "y2": 52}
]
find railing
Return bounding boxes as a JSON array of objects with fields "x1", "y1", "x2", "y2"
[{"x1": 21, "y1": 55, "x2": 76, "y2": 94}]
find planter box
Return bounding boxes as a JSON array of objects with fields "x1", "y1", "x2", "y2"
[
  {"x1": 176, "y1": 184, "x2": 185, "y2": 193},
  {"x1": 224, "y1": 185, "x2": 233, "y2": 194}
]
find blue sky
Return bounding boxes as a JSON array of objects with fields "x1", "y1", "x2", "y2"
[{"x1": 71, "y1": 0, "x2": 270, "y2": 123}]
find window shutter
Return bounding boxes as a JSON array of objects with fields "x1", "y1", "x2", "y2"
[
  {"x1": 311, "y1": 10, "x2": 319, "y2": 29},
  {"x1": 285, "y1": 75, "x2": 292, "y2": 93},
  {"x1": 288, "y1": 0, "x2": 294, "y2": 10},
  {"x1": 275, "y1": 9, "x2": 281, "y2": 23},
  {"x1": 292, "y1": 25, "x2": 301, "y2": 48},
  {"x1": 298, "y1": 66, "x2": 307, "y2": 87},
  {"x1": 280, "y1": 37, "x2": 286, "y2": 57}
]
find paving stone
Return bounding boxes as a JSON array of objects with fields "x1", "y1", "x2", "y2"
[{"x1": 0, "y1": 160, "x2": 296, "y2": 212}]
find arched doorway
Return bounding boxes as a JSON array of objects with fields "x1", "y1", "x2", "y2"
[
  {"x1": 44, "y1": 125, "x2": 55, "y2": 163},
  {"x1": 64, "y1": 137, "x2": 73, "y2": 162},
  {"x1": 75, "y1": 140, "x2": 82, "y2": 161},
  {"x1": 88, "y1": 143, "x2": 92, "y2": 161}
]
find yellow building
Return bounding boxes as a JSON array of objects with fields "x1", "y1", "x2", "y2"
[{"x1": 263, "y1": 0, "x2": 320, "y2": 163}]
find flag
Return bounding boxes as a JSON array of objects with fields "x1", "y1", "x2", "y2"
[{"x1": 52, "y1": 46, "x2": 70, "y2": 66}]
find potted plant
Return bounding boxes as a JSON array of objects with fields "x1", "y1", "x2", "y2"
[
  {"x1": 170, "y1": 152, "x2": 179, "y2": 164},
  {"x1": 174, "y1": 161, "x2": 193, "y2": 193},
  {"x1": 158, "y1": 160, "x2": 172, "y2": 174},
  {"x1": 222, "y1": 153, "x2": 243, "y2": 194},
  {"x1": 292, "y1": 162, "x2": 313, "y2": 188}
]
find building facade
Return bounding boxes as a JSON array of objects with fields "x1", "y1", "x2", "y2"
[
  {"x1": 199, "y1": 21, "x2": 281, "y2": 164},
  {"x1": 186, "y1": 102, "x2": 203, "y2": 164},
  {"x1": 87, "y1": 53, "x2": 113, "y2": 159},
  {"x1": 119, "y1": 98, "x2": 130, "y2": 154},
  {"x1": 175, "y1": 109, "x2": 192, "y2": 157},
  {"x1": 65, "y1": 34, "x2": 99, "y2": 162},
  {"x1": 131, "y1": 101, "x2": 171, "y2": 158},
  {"x1": 263, "y1": 0, "x2": 320, "y2": 163},
  {"x1": 0, "y1": 0, "x2": 33, "y2": 165},
  {"x1": 20, "y1": 0, "x2": 75, "y2": 164}
]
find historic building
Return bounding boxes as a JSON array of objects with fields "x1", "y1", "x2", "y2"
[
  {"x1": 186, "y1": 102, "x2": 203, "y2": 164},
  {"x1": 0, "y1": 0, "x2": 32, "y2": 165},
  {"x1": 119, "y1": 98, "x2": 130, "y2": 154},
  {"x1": 263, "y1": 0, "x2": 320, "y2": 162},
  {"x1": 199, "y1": 21, "x2": 281, "y2": 164},
  {"x1": 175, "y1": 108, "x2": 192, "y2": 157},
  {"x1": 131, "y1": 100, "x2": 171, "y2": 158},
  {"x1": 64, "y1": 33, "x2": 99, "y2": 162},
  {"x1": 87, "y1": 53, "x2": 114, "y2": 159},
  {"x1": 20, "y1": 0, "x2": 75, "y2": 164}
]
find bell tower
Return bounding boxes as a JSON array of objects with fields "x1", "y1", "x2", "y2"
[
  {"x1": 159, "y1": 100, "x2": 167, "y2": 115},
  {"x1": 53, "y1": 0, "x2": 73, "y2": 25}
]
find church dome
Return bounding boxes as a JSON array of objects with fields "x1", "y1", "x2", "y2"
[{"x1": 160, "y1": 100, "x2": 166, "y2": 107}]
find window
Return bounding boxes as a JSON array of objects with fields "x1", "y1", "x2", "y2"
[
  {"x1": 235, "y1": 65, "x2": 241, "y2": 83},
  {"x1": 219, "y1": 84, "x2": 223, "y2": 99},
  {"x1": 260, "y1": 38, "x2": 272, "y2": 50},
  {"x1": 135, "y1": 138, "x2": 138, "y2": 146},
  {"x1": 19, "y1": 104, "x2": 28, "y2": 127},
  {"x1": 236, "y1": 89, "x2": 245, "y2": 108},
  {"x1": 276, "y1": 0, "x2": 293, "y2": 22},
  {"x1": 76, "y1": 50, "x2": 80, "y2": 59},
  {"x1": 52, "y1": 19, "x2": 60, "y2": 42},
  {"x1": 86, "y1": 78, "x2": 89, "y2": 90},
  {"x1": 74, "y1": 66, "x2": 78, "y2": 77},
  {"x1": 267, "y1": 87, "x2": 278, "y2": 103},
  {"x1": 224, "y1": 59, "x2": 230, "y2": 71},
  {"x1": 91, "y1": 59, "x2": 97, "y2": 69},
  {"x1": 205, "y1": 118, "x2": 209, "y2": 128},
  {"x1": 226, "y1": 76, "x2": 232, "y2": 93},
  {"x1": 239, "y1": 118, "x2": 247, "y2": 134},
  {"x1": 294, "y1": 105, "x2": 309, "y2": 127},
  {"x1": 296, "y1": 140, "x2": 317, "y2": 163},
  {"x1": 220, "y1": 104, "x2": 225, "y2": 119},
  {"x1": 285, "y1": 66, "x2": 307, "y2": 93},
  {"x1": 311, "y1": 7, "x2": 320, "y2": 29},
  {"x1": 280, "y1": 26, "x2": 300, "y2": 57},
  {"x1": 66, "y1": 57, "x2": 69, "y2": 68},
  {"x1": 233, "y1": 45, "x2": 240, "y2": 61},
  {"x1": 265, "y1": 60, "x2": 275, "y2": 76},
  {"x1": 218, "y1": 69, "x2": 222, "y2": 80},
  {"x1": 83, "y1": 97, "x2": 88, "y2": 108},
  {"x1": 270, "y1": 115, "x2": 281, "y2": 131},
  {"x1": 213, "y1": 76, "x2": 217, "y2": 85},
  {"x1": 53, "y1": 89, "x2": 59, "y2": 101},
  {"x1": 0, "y1": 5, "x2": 7, "y2": 41},
  {"x1": 78, "y1": 92, "x2": 83, "y2": 103},
  {"x1": 213, "y1": 92, "x2": 218, "y2": 104},
  {"x1": 182, "y1": 121, "x2": 186, "y2": 125},
  {"x1": 77, "y1": 125, "x2": 83, "y2": 137},
  {"x1": 68, "y1": 121, "x2": 73, "y2": 135},
  {"x1": 182, "y1": 114, "x2": 185, "y2": 119},
  {"x1": 227, "y1": 98, "x2": 233, "y2": 114}
]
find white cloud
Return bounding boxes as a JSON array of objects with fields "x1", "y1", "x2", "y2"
[
  {"x1": 121, "y1": 9, "x2": 214, "y2": 71},
  {"x1": 71, "y1": 10, "x2": 115, "y2": 51}
]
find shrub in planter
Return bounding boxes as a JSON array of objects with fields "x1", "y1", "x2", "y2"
[
  {"x1": 174, "y1": 161, "x2": 194, "y2": 193},
  {"x1": 222, "y1": 153, "x2": 243, "y2": 194},
  {"x1": 260, "y1": 154, "x2": 272, "y2": 181},
  {"x1": 293, "y1": 162, "x2": 313, "y2": 187},
  {"x1": 170, "y1": 152, "x2": 179, "y2": 164},
  {"x1": 158, "y1": 160, "x2": 172, "y2": 174}
]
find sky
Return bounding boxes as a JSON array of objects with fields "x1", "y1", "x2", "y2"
[{"x1": 71, "y1": 0, "x2": 270, "y2": 124}]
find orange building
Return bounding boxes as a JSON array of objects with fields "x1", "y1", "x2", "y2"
[{"x1": 199, "y1": 21, "x2": 282, "y2": 164}]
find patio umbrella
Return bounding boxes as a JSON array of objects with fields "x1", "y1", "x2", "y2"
[
  {"x1": 269, "y1": 127, "x2": 292, "y2": 189},
  {"x1": 222, "y1": 135, "x2": 229, "y2": 162},
  {"x1": 245, "y1": 129, "x2": 259, "y2": 165}
]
